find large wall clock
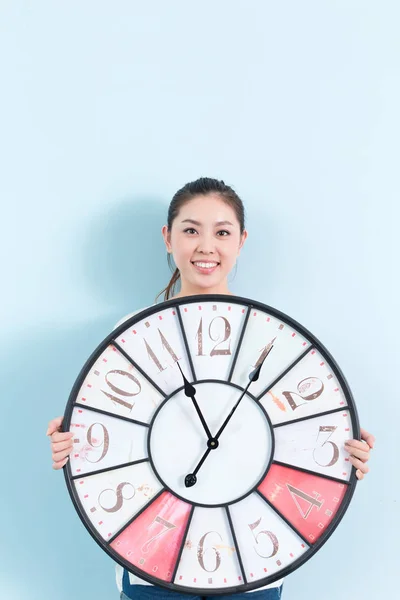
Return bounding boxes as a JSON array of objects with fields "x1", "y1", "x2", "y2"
[{"x1": 63, "y1": 294, "x2": 359, "y2": 595}]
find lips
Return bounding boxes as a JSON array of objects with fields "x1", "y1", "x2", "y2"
[{"x1": 191, "y1": 261, "x2": 220, "y2": 275}]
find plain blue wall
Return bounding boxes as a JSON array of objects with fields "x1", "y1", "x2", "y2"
[{"x1": 0, "y1": 2, "x2": 398, "y2": 599}]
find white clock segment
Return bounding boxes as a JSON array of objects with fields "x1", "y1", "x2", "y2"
[{"x1": 63, "y1": 295, "x2": 359, "y2": 595}]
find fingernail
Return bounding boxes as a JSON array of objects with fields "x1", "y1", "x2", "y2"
[{"x1": 46, "y1": 429, "x2": 50, "y2": 436}]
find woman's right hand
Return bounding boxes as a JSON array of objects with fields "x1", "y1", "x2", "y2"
[{"x1": 46, "y1": 416, "x2": 74, "y2": 469}]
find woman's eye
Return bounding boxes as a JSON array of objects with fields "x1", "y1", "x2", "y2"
[
  {"x1": 217, "y1": 230, "x2": 230, "y2": 236},
  {"x1": 184, "y1": 228, "x2": 198, "y2": 234}
]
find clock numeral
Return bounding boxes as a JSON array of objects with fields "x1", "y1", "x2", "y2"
[
  {"x1": 98, "y1": 482, "x2": 135, "y2": 513},
  {"x1": 282, "y1": 377, "x2": 324, "y2": 411},
  {"x1": 313, "y1": 426, "x2": 339, "y2": 467},
  {"x1": 85, "y1": 423, "x2": 109, "y2": 463},
  {"x1": 254, "y1": 337, "x2": 276, "y2": 370},
  {"x1": 248, "y1": 517, "x2": 279, "y2": 558},
  {"x1": 141, "y1": 515, "x2": 176, "y2": 553},
  {"x1": 196, "y1": 317, "x2": 232, "y2": 357},
  {"x1": 197, "y1": 531, "x2": 222, "y2": 572},
  {"x1": 101, "y1": 369, "x2": 142, "y2": 411},
  {"x1": 286, "y1": 484, "x2": 324, "y2": 519},
  {"x1": 196, "y1": 318, "x2": 205, "y2": 356},
  {"x1": 144, "y1": 329, "x2": 181, "y2": 372}
]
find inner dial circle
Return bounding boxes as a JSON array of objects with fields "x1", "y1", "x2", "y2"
[{"x1": 149, "y1": 382, "x2": 273, "y2": 506}]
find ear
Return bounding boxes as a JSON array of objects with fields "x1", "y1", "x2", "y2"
[
  {"x1": 161, "y1": 225, "x2": 172, "y2": 253},
  {"x1": 237, "y1": 229, "x2": 248, "y2": 255}
]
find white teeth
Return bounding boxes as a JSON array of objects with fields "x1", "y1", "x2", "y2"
[{"x1": 193, "y1": 262, "x2": 218, "y2": 268}]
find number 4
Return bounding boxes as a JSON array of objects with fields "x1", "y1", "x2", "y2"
[{"x1": 286, "y1": 484, "x2": 324, "y2": 519}]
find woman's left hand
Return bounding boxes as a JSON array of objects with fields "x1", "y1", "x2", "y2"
[{"x1": 345, "y1": 427, "x2": 375, "y2": 480}]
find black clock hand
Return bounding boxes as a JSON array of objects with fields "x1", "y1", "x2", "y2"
[
  {"x1": 176, "y1": 362, "x2": 213, "y2": 441},
  {"x1": 184, "y1": 344, "x2": 274, "y2": 488}
]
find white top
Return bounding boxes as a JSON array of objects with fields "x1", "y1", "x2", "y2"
[{"x1": 113, "y1": 308, "x2": 283, "y2": 593}]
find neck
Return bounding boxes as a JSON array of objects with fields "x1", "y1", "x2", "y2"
[{"x1": 173, "y1": 281, "x2": 234, "y2": 300}]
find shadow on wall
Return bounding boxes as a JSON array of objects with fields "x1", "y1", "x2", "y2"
[
  {"x1": 0, "y1": 197, "x2": 176, "y2": 600},
  {"x1": 80, "y1": 196, "x2": 174, "y2": 314}
]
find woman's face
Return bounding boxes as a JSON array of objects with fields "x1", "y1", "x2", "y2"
[{"x1": 162, "y1": 194, "x2": 247, "y2": 296}]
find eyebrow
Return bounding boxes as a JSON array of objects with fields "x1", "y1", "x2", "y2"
[{"x1": 181, "y1": 219, "x2": 234, "y2": 227}]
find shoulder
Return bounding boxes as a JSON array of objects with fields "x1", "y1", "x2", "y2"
[
  {"x1": 113, "y1": 304, "x2": 159, "y2": 330},
  {"x1": 113, "y1": 307, "x2": 147, "y2": 330}
]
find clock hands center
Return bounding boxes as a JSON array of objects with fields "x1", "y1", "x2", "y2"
[
  {"x1": 176, "y1": 362, "x2": 214, "y2": 443},
  {"x1": 184, "y1": 344, "x2": 274, "y2": 488}
]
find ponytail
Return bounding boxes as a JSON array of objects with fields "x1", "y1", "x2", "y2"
[{"x1": 155, "y1": 256, "x2": 181, "y2": 302}]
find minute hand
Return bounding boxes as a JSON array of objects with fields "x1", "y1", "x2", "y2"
[
  {"x1": 214, "y1": 345, "x2": 274, "y2": 441},
  {"x1": 184, "y1": 345, "x2": 273, "y2": 488}
]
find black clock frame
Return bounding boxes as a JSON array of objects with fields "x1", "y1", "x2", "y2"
[{"x1": 63, "y1": 294, "x2": 360, "y2": 596}]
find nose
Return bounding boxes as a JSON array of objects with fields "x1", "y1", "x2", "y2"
[{"x1": 196, "y1": 233, "x2": 216, "y2": 255}]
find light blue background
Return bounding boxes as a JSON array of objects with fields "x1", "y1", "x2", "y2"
[{"x1": 0, "y1": 2, "x2": 398, "y2": 599}]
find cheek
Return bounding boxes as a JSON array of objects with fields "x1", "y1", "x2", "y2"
[
  {"x1": 220, "y1": 241, "x2": 240, "y2": 265},
  {"x1": 171, "y1": 240, "x2": 194, "y2": 266}
]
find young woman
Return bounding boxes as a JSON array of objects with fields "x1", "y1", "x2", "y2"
[{"x1": 47, "y1": 177, "x2": 375, "y2": 600}]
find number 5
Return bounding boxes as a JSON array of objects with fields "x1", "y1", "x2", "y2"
[{"x1": 248, "y1": 518, "x2": 279, "y2": 558}]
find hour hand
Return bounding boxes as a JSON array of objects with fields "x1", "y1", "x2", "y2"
[{"x1": 176, "y1": 362, "x2": 213, "y2": 441}]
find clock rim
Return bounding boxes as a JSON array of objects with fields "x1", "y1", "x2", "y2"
[{"x1": 62, "y1": 293, "x2": 360, "y2": 595}]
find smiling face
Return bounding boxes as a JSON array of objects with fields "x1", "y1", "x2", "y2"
[{"x1": 162, "y1": 194, "x2": 247, "y2": 298}]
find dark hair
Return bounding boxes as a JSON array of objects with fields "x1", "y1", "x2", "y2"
[{"x1": 156, "y1": 177, "x2": 245, "y2": 302}]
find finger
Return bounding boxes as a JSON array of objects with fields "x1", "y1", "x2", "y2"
[
  {"x1": 52, "y1": 456, "x2": 69, "y2": 470},
  {"x1": 51, "y1": 431, "x2": 74, "y2": 444},
  {"x1": 52, "y1": 446, "x2": 73, "y2": 464},
  {"x1": 344, "y1": 442, "x2": 370, "y2": 462},
  {"x1": 349, "y1": 455, "x2": 369, "y2": 475},
  {"x1": 360, "y1": 427, "x2": 375, "y2": 449},
  {"x1": 46, "y1": 416, "x2": 64, "y2": 436},
  {"x1": 51, "y1": 438, "x2": 74, "y2": 454}
]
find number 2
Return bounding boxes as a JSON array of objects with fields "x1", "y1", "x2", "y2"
[{"x1": 282, "y1": 377, "x2": 324, "y2": 411}]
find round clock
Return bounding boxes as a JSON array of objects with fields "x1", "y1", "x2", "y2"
[{"x1": 63, "y1": 294, "x2": 359, "y2": 595}]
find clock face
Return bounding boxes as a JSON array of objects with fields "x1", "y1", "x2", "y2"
[{"x1": 63, "y1": 295, "x2": 359, "y2": 595}]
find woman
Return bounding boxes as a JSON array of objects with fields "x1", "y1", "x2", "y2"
[{"x1": 47, "y1": 177, "x2": 375, "y2": 600}]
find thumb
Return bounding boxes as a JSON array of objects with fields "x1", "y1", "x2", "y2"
[{"x1": 46, "y1": 416, "x2": 63, "y2": 437}]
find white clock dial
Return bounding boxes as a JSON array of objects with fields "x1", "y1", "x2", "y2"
[
  {"x1": 231, "y1": 309, "x2": 309, "y2": 396},
  {"x1": 149, "y1": 382, "x2": 273, "y2": 505},
  {"x1": 179, "y1": 300, "x2": 248, "y2": 381},
  {"x1": 69, "y1": 407, "x2": 148, "y2": 476},
  {"x1": 273, "y1": 410, "x2": 354, "y2": 480},
  {"x1": 74, "y1": 461, "x2": 163, "y2": 539},
  {"x1": 229, "y1": 492, "x2": 308, "y2": 583},
  {"x1": 259, "y1": 349, "x2": 348, "y2": 425},
  {"x1": 76, "y1": 344, "x2": 163, "y2": 423},
  {"x1": 115, "y1": 306, "x2": 192, "y2": 395},
  {"x1": 174, "y1": 506, "x2": 243, "y2": 588}
]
